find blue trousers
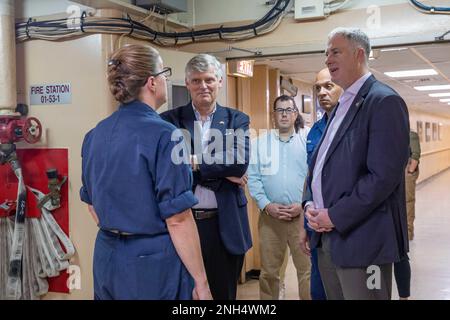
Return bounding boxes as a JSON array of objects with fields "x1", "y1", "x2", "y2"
[
  {"x1": 307, "y1": 230, "x2": 327, "y2": 300},
  {"x1": 394, "y1": 255, "x2": 411, "y2": 298},
  {"x1": 93, "y1": 230, "x2": 193, "y2": 300}
]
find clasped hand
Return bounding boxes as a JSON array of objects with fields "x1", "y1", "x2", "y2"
[
  {"x1": 305, "y1": 206, "x2": 334, "y2": 232},
  {"x1": 225, "y1": 174, "x2": 248, "y2": 187},
  {"x1": 265, "y1": 203, "x2": 302, "y2": 221}
]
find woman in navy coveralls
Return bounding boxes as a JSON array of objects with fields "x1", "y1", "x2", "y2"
[{"x1": 80, "y1": 44, "x2": 211, "y2": 300}]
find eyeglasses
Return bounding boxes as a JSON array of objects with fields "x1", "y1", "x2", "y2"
[
  {"x1": 274, "y1": 107, "x2": 297, "y2": 115},
  {"x1": 151, "y1": 67, "x2": 172, "y2": 78}
]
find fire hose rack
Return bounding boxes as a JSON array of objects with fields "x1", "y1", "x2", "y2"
[{"x1": 0, "y1": 106, "x2": 75, "y2": 300}]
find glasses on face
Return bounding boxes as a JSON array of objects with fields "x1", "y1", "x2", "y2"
[
  {"x1": 151, "y1": 67, "x2": 172, "y2": 78},
  {"x1": 274, "y1": 107, "x2": 297, "y2": 115}
]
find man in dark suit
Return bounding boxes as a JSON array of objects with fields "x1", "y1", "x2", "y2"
[
  {"x1": 300, "y1": 28, "x2": 410, "y2": 300},
  {"x1": 161, "y1": 54, "x2": 252, "y2": 300}
]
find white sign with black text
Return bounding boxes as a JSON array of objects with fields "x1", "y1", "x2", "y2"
[{"x1": 30, "y1": 83, "x2": 72, "y2": 105}]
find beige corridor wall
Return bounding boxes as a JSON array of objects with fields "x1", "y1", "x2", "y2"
[
  {"x1": 408, "y1": 110, "x2": 450, "y2": 183},
  {"x1": 291, "y1": 79, "x2": 314, "y2": 127}
]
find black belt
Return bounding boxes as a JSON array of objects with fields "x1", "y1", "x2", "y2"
[
  {"x1": 192, "y1": 209, "x2": 218, "y2": 220},
  {"x1": 101, "y1": 228, "x2": 142, "y2": 238}
]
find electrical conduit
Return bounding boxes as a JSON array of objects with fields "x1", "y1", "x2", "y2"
[{"x1": 0, "y1": 0, "x2": 16, "y2": 114}]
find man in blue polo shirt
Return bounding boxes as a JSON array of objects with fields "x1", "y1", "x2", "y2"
[{"x1": 302, "y1": 68, "x2": 342, "y2": 300}]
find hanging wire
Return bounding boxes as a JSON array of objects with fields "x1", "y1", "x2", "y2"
[
  {"x1": 435, "y1": 30, "x2": 450, "y2": 41},
  {"x1": 139, "y1": 5, "x2": 156, "y2": 23},
  {"x1": 16, "y1": 0, "x2": 291, "y2": 46},
  {"x1": 409, "y1": 0, "x2": 450, "y2": 13}
]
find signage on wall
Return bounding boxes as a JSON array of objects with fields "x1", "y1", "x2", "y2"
[
  {"x1": 30, "y1": 83, "x2": 72, "y2": 105},
  {"x1": 228, "y1": 60, "x2": 254, "y2": 78}
]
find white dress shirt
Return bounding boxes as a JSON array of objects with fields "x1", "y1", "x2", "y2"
[
  {"x1": 192, "y1": 103, "x2": 219, "y2": 209},
  {"x1": 311, "y1": 72, "x2": 372, "y2": 209}
]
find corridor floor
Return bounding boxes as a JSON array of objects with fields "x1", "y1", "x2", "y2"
[{"x1": 237, "y1": 168, "x2": 450, "y2": 300}]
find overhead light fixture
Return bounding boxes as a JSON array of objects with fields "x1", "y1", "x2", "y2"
[
  {"x1": 414, "y1": 84, "x2": 450, "y2": 91},
  {"x1": 440, "y1": 99, "x2": 450, "y2": 102},
  {"x1": 429, "y1": 92, "x2": 450, "y2": 97},
  {"x1": 380, "y1": 47, "x2": 408, "y2": 52},
  {"x1": 384, "y1": 69, "x2": 438, "y2": 78}
]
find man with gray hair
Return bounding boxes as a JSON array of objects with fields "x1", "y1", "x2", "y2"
[
  {"x1": 161, "y1": 54, "x2": 252, "y2": 300},
  {"x1": 302, "y1": 28, "x2": 410, "y2": 299}
]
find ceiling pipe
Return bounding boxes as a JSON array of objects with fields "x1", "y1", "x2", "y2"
[{"x1": 0, "y1": 0, "x2": 16, "y2": 114}]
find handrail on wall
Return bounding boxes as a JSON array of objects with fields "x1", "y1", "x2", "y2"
[{"x1": 421, "y1": 147, "x2": 450, "y2": 156}]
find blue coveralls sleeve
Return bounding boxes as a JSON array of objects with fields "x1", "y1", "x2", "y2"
[
  {"x1": 304, "y1": 126, "x2": 319, "y2": 230},
  {"x1": 80, "y1": 130, "x2": 92, "y2": 205},
  {"x1": 153, "y1": 129, "x2": 198, "y2": 219}
]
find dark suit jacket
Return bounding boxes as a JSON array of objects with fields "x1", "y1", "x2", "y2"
[
  {"x1": 160, "y1": 102, "x2": 252, "y2": 255},
  {"x1": 302, "y1": 75, "x2": 410, "y2": 268}
]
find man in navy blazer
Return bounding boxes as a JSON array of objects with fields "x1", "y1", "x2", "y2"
[
  {"x1": 300, "y1": 28, "x2": 410, "y2": 300},
  {"x1": 161, "y1": 54, "x2": 252, "y2": 300}
]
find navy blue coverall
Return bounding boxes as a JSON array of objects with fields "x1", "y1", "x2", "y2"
[{"x1": 80, "y1": 100, "x2": 198, "y2": 300}]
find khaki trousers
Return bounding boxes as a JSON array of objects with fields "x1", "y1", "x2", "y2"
[
  {"x1": 258, "y1": 213, "x2": 311, "y2": 300},
  {"x1": 405, "y1": 168, "x2": 419, "y2": 240}
]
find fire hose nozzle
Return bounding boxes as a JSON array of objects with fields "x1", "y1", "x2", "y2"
[{"x1": 37, "y1": 169, "x2": 67, "y2": 209}]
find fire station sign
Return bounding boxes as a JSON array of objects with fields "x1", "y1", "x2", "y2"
[{"x1": 30, "y1": 83, "x2": 72, "y2": 105}]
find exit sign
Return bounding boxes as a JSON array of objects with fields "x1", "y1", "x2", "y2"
[{"x1": 228, "y1": 60, "x2": 254, "y2": 78}]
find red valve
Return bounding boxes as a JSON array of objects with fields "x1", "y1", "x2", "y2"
[
  {"x1": 22, "y1": 117, "x2": 42, "y2": 144},
  {"x1": 0, "y1": 115, "x2": 20, "y2": 144},
  {"x1": 0, "y1": 115, "x2": 42, "y2": 145}
]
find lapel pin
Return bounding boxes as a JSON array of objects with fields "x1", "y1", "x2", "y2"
[{"x1": 355, "y1": 98, "x2": 365, "y2": 108}]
